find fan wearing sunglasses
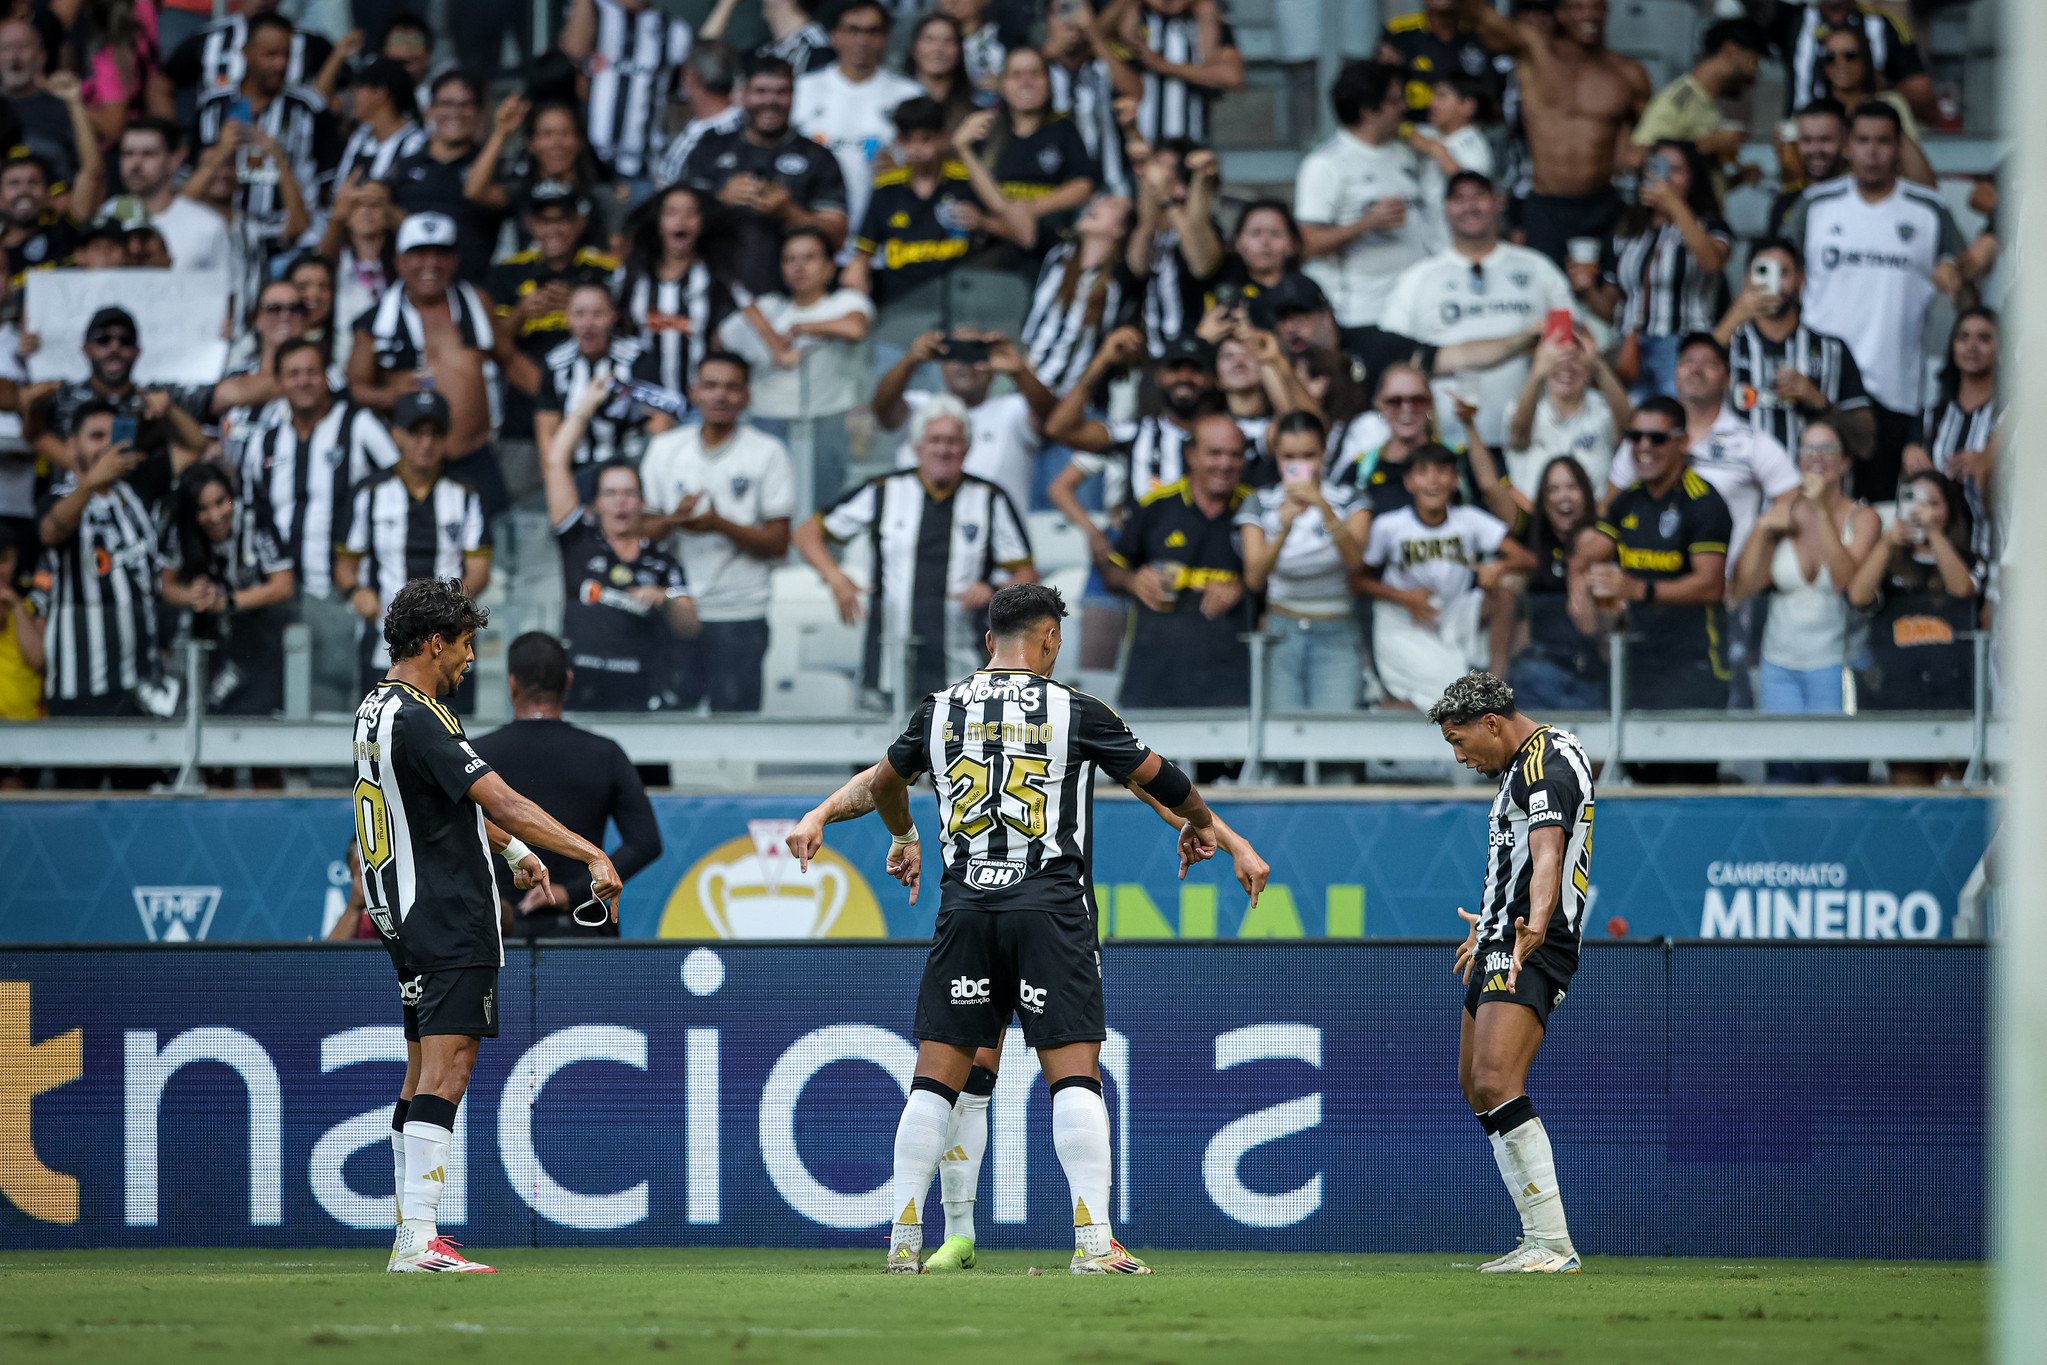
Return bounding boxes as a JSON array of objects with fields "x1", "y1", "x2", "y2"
[
  {"x1": 1575, "y1": 395, "x2": 1734, "y2": 776},
  {"x1": 32, "y1": 305, "x2": 210, "y2": 513},
  {"x1": 1813, "y1": 25, "x2": 1935, "y2": 188}
]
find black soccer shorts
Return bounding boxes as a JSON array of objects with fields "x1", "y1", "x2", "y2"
[
  {"x1": 399, "y1": 966, "x2": 501, "y2": 1039},
  {"x1": 1463, "y1": 936, "x2": 1576, "y2": 1028},
  {"x1": 914, "y1": 908, "x2": 1105, "y2": 1050}
]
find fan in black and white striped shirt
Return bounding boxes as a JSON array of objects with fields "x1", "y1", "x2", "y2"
[
  {"x1": 1600, "y1": 147, "x2": 1733, "y2": 351},
  {"x1": 534, "y1": 289, "x2": 668, "y2": 469},
  {"x1": 616, "y1": 191, "x2": 735, "y2": 400},
  {"x1": 1046, "y1": 332, "x2": 1215, "y2": 531},
  {"x1": 561, "y1": 0, "x2": 694, "y2": 181},
  {"x1": 240, "y1": 339, "x2": 400, "y2": 601},
  {"x1": 164, "y1": 10, "x2": 331, "y2": 104},
  {"x1": 797, "y1": 397, "x2": 1035, "y2": 704},
  {"x1": 1129, "y1": 0, "x2": 1241, "y2": 145},
  {"x1": 330, "y1": 60, "x2": 428, "y2": 202},
  {"x1": 1020, "y1": 198, "x2": 1137, "y2": 395},
  {"x1": 1046, "y1": 6, "x2": 1133, "y2": 199},
  {"x1": 1722, "y1": 244, "x2": 1872, "y2": 458},
  {"x1": 32, "y1": 402, "x2": 161, "y2": 712},
  {"x1": 193, "y1": 15, "x2": 335, "y2": 245},
  {"x1": 1908, "y1": 307, "x2": 2003, "y2": 562},
  {"x1": 335, "y1": 390, "x2": 492, "y2": 697}
]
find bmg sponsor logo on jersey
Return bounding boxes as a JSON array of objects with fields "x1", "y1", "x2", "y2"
[{"x1": 1699, "y1": 862, "x2": 1945, "y2": 939}]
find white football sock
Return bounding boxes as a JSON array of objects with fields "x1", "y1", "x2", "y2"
[
  {"x1": 399, "y1": 1119, "x2": 451, "y2": 1232},
  {"x1": 940, "y1": 1091, "x2": 990, "y2": 1245},
  {"x1": 391, "y1": 1123, "x2": 407, "y2": 1225},
  {"x1": 1487, "y1": 1132, "x2": 1531, "y2": 1241},
  {"x1": 889, "y1": 1087, "x2": 954, "y2": 1241},
  {"x1": 1500, "y1": 1114, "x2": 1573, "y2": 1251},
  {"x1": 1052, "y1": 1083, "x2": 1114, "y2": 1257}
]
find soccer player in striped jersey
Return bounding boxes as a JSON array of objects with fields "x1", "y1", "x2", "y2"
[
  {"x1": 352, "y1": 577, "x2": 621, "y2": 1273},
  {"x1": 788, "y1": 582, "x2": 1257, "y2": 1275},
  {"x1": 1430, "y1": 669, "x2": 1592, "y2": 1274}
]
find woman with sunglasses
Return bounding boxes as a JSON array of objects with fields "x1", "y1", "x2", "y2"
[
  {"x1": 1734, "y1": 421, "x2": 1879, "y2": 781},
  {"x1": 1332, "y1": 363, "x2": 1449, "y2": 520},
  {"x1": 1816, "y1": 27, "x2": 1935, "y2": 187},
  {"x1": 1582, "y1": 139, "x2": 1730, "y2": 400},
  {"x1": 207, "y1": 278, "x2": 309, "y2": 474}
]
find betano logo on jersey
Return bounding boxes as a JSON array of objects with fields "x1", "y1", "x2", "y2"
[{"x1": 658, "y1": 820, "x2": 887, "y2": 939}]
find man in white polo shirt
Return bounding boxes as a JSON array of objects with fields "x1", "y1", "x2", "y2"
[
  {"x1": 1378, "y1": 171, "x2": 1568, "y2": 446},
  {"x1": 792, "y1": 0, "x2": 922, "y2": 251},
  {"x1": 1781, "y1": 100, "x2": 1972, "y2": 501},
  {"x1": 1295, "y1": 59, "x2": 1428, "y2": 334},
  {"x1": 639, "y1": 350, "x2": 796, "y2": 712}
]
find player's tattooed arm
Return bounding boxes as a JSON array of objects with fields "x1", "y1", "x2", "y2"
[{"x1": 788, "y1": 762, "x2": 888, "y2": 869}]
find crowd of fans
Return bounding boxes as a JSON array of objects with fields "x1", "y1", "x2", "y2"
[{"x1": 0, "y1": 0, "x2": 2005, "y2": 788}]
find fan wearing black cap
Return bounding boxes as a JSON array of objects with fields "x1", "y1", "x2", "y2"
[
  {"x1": 488, "y1": 181, "x2": 620, "y2": 365},
  {"x1": 330, "y1": 58, "x2": 426, "y2": 197},
  {"x1": 334, "y1": 387, "x2": 493, "y2": 706},
  {"x1": 347, "y1": 212, "x2": 539, "y2": 522},
  {"x1": 31, "y1": 306, "x2": 212, "y2": 514},
  {"x1": 72, "y1": 217, "x2": 126, "y2": 270}
]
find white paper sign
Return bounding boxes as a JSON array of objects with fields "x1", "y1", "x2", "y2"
[{"x1": 23, "y1": 268, "x2": 230, "y2": 385}]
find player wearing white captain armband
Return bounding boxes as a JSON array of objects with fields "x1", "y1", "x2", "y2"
[{"x1": 788, "y1": 582, "x2": 1265, "y2": 1276}]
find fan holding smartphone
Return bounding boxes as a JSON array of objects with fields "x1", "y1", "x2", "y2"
[{"x1": 1713, "y1": 238, "x2": 1875, "y2": 461}]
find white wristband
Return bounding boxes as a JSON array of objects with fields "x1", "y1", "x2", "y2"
[
  {"x1": 500, "y1": 838, "x2": 534, "y2": 868},
  {"x1": 890, "y1": 827, "x2": 920, "y2": 847}
]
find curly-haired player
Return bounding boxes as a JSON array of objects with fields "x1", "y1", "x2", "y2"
[
  {"x1": 350, "y1": 577, "x2": 622, "y2": 1273},
  {"x1": 1430, "y1": 669, "x2": 1593, "y2": 1274}
]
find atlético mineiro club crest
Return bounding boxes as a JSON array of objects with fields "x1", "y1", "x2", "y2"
[{"x1": 133, "y1": 886, "x2": 222, "y2": 942}]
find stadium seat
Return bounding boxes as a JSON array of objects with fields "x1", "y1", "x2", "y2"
[{"x1": 1027, "y1": 510, "x2": 1094, "y2": 572}]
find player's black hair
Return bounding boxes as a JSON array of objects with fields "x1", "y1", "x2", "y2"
[
  {"x1": 507, "y1": 631, "x2": 570, "y2": 700},
  {"x1": 696, "y1": 349, "x2": 751, "y2": 383},
  {"x1": 1635, "y1": 394, "x2": 1686, "y2": 429},
  {"x1": 1700, "y1": 18, "x2": 1767, "y2": 61},
  {"x1": 1406, "y1": 441, "x2": 1460, "y2": 471},
  {"x1": 1427, "y1": 671, "x2": 1518, "y2": 727},
  {"x1": 1848, "y1": 98, "x2": 1903, "y2": 138},
  {"x1": 1330, "y1": 59, "x2": 1400, "y2": 129},
  {"x1": 384, "y1": 577, "x2": 489, "y2": 662},
  {"x1": 892, "y1": 95, "x2": 948, "y2": 138},
  {"x1": 988, "y1": 583, "x2": 1068, "y2": 639}
]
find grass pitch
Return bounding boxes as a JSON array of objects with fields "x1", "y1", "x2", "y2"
[{"x1": 0, "y1": 1249, "x2": 1981, "y2": 1364}]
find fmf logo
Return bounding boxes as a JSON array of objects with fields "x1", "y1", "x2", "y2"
[
  {"x1": 950, "y1": 977, "x2": 991, "y2": 1004},
  {"x1": 133, "y1": 887, "x2": 221, "y2": 943}
]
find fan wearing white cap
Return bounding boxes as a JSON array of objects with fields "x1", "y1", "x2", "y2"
[{"x1": 346, "y1": 211, "x2": 540, "y2": 522}]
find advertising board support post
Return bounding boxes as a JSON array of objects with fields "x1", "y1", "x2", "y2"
[
  {"x1": 161, "y1": 636, "x2": 210, "y2": 795},
  {"x1": 1996, "y1": 0, "x2": 2047, "y2": 1356}
]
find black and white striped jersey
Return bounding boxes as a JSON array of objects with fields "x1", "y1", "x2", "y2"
[
  {"x1": 1021, "y1": 243, "x2": 1133, "y2": 395},
  {"x1": 818, "y1": 471, "x2": 1033, "y2": 699},
  {"x1": 241, "y1": 401, "x2": 400, "y2": 598},
  {"x1": 1922, "y1": 393, "x2": 2005, "y2": 562},
  {"x1": 581, "y1": 0, "x2": 694, "y2": 179},
  {"x1": 760, "y1": 20, "x2": 832, "y2": 74},
  {"x1": 341, "y1": 472, "x2": 490, "y2": 668},
  {"x1": 1726, "y1": 320, "x2": 1871, "y2": 454},
  {"x1": 1478, "y1": 724, "x2": 1594, "y2": 964},
  {"x1": 618, "y1": 262, "x2": 730, "y2": 399},
  {"x1": 1603, "y1": 215, "x2": 1732, "y2": 340},
  {"x1": 350, "y1": 679, "x2": 501, "y2": 971},
  {"x1": 535, "y1": 335, "x2": 661, "y2": 466},
  {"x1": 652, "y1": 104, "x2": 745, "y2": 189},
  {"x1": 1140, "y1": 229, "x2": 1205, "y2": 357},
  {"x1": 170, "y1": 16, "x2": 328, "y2": 99},
  {"x1": 1069, "y1": 413, "x2": 1194, "y2": 517},
  {"x1": 886, "y1": 668, "x2": 1155, "y2": 915},
  {"x1": 1049, "y1": 59, "x2": 1130, "y2": 197},
  {"x1": 332, "y1": 118, "x2": 428, "y2": 200},
  {"x1": 33, "y1": 475, "x2": 159, "y2": 702},
  {"x1": 353, "y1": 280, "x2": 497, "y2": 374},
  {"x1": 194, "y1": 84, "x2": 332, "y2": 239},
  {"x1": 1134, "y1": 7, "x2": 1232, "y2": 144}
]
